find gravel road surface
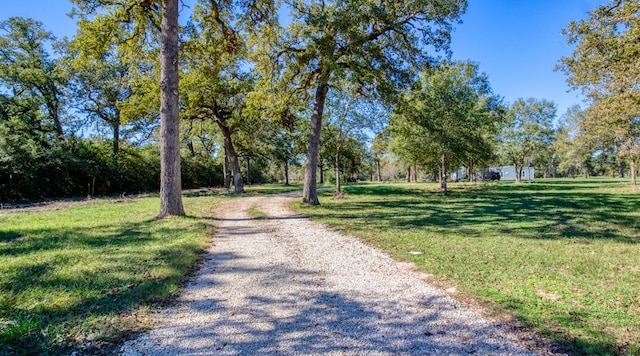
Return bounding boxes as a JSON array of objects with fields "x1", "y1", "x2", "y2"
[{"x1": 120, "y1": 193, "x2": 543, "y2": 355}]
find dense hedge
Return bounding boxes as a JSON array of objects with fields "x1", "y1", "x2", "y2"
[{"x1": 0, "y1": 138, "x2": 224, "y2": 202}]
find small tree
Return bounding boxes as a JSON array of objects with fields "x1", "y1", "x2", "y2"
[
  {"x1": 499, "y1": 98, "x2": 555, "y2": 183},
  {"x1": 391, "y1": 61, "x2": 502, "y2": 195}
]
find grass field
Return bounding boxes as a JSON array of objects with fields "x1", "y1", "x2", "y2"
[
  {"x1": 293, "y1": 178, "x2": 640, "y2": 355},
  {"x1": 0, "y1": 191, "x2": 234, "y2": 355}
]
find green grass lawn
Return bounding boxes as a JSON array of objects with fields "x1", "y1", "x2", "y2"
[
  {"x1": 293, "y1": 178, "x2": 640, "y2": 355},
  {"x1": 0, "y1": 193, "x2": 226, "y2": 355}
]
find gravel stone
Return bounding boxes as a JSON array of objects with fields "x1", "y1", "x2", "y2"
[{"x1": 120, "y1": 193, "x2": 543, "y2": 355}]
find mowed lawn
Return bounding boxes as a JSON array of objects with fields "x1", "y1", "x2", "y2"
[
  {"x1": 294, "y1": 179, "x2": 640, "y2": 355},
  {"x1": 0, "y1": 192, "x2": 228, "y2": 355}
]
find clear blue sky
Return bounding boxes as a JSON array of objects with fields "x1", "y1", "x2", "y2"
[{"x1": 3, "y1": 0, "x2": 604, "y2": 121}]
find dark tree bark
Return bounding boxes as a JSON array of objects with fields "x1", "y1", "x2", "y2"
[
  {"x1": 515, "y1": 164, "x2": 523, "y2": 183},
  {"x1": 284, "y1": 160, "x2": 289, "y2": 185},
  {"x1": 302, "y1": 79, "x2": 329, "y2": 205},
  {"x1": 112, "y1": 120, "x2": 120, "y2": 156},
  {"x1": 246, "y1": 156, "x2": 251, "y2": 185},
  {"x1": 158, "y1": 0, "x2": 185, "y2": 218},
  {"x1": 220, "y1": 124, "x2": 243, "y2": 193},
  {"x1": 631, "y1": 157, "x2": 637, "y2": 186},
  {"x1": 619, "y1": 161, "x2": 625, "y2": 178},
  {"x1": 406, "y1": 166, "x2": 411, "y2": 183},
  {"x1": 441, "y1": 153, "x2": 448, "y2": 196},
  {"x1": 223, "y1": 147, "x2": 230, "y2": 188}
]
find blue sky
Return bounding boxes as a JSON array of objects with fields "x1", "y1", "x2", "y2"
[{"x1": 3, "y1": 0, "x2": 604, "y2": 121}]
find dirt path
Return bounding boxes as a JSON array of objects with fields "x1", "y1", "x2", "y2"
[{"x1": 120, "y1": 193, "x2": 542, "y2": 355}]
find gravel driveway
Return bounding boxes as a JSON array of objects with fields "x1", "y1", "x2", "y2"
[{"x1": 120, "y1": 193, "x2": 542, "y2": 355}]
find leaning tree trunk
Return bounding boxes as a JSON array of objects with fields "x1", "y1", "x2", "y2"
[
  {"x1": 302, "y1": 78, "x2": 329, "y2": 205},
  {"x1": 158, "y1": 0, "x2": 185, "y2": 218},
  {"x1": 220, "y1": 125, "x2": 243, "y2": 194}
]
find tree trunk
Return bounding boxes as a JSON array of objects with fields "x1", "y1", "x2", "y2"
[
  {"x1": 223, "y1": 147, "x2": 230, "y2": 189},
  {"x1": 441, "y1": 153, "x2": 448, "y2": 196},
  {"x1": 112, "y1": 121, "x2": 120, "y2": 157},
  {"x1": 284, "y1": 160, "x2": 289, "y2": 185},
  {"x1": 46, "y1": 94, "x2": 64, "y2": 142},
  {"x1": 515, "y1": 165, "x2": 523, "y2": 183},
  {"x1": 158, "y1": 0, "x2": 185, "y2": 218},
  {"x1": 618, "y1": 161, "x2": 625, "y2": 178},
  {"x1": 631, "y1": 157, "x2": 637, "y2": 186},
  {"x1": 319, "y1": 160, "x2": 324, "y2": 184},
  {"x1": 220, "y1": 125, "x2": 243, "y2": 194},
  {"x1": 414, "y1": 164, "x2": 417, "y2": 182},
  {"x1": 376, "y1": 159, "x2": 381, "y2": 182},
  {"x1": 335, "y1": 149, "x2": 341, "y2": 193},
  {"x1": 406, "y1": 166, "x2": 411, "y2": 183},
  {"x1": 302, "y1": 79, "x2": 329, "y2": 205},
  {"x1": 245, "y1": 156, "x2": 251, "y2": 185}
]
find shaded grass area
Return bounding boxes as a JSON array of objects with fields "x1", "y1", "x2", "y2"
[
  {"x1": 0, "y1": 194, "x2": 225, "y2": 355},
  {"x1": 293, "y1": 179, "x2": 640, "y2": 355}
]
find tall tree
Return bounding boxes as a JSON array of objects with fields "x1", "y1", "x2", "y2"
[
  {"x1": 251, "y1": 0, "x2": 466, "y2": 204},
  {"x1": 157, "y1": 0, "x2": 184, "y2": 216},
  {"x1": 559, "y1": 0, "x2": 640, "y2": 185},
  {"x1": 0, "y1": 17, "x2": 67, "y2": 143},
  {"x1": 499, "y1": 98, "x2": 555, "y2": 183},
  {"x1": 391, "y1": 61, "x2": 502, "y2": 195},
  {"x1": 71, "y1": 0, "x2": 185, "y2": 217}
]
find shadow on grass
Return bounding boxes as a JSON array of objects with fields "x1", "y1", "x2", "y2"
[
  {"x1": 0, "y1": 217, "x2": 208, "y2": 355},
  {"x1": 305, "y1": 183, "x2": 640, "y2": 355},
  {"x1": 324, "y1": 185, "x2": 639, "y2": 244}
]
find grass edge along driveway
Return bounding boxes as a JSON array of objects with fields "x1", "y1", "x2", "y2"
[{"x1": 293, "y1": 179, "x2": 640, "y2": 355}]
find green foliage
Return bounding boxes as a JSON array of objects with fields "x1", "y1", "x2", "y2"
[
  {"x1": 0, "y1": 17, "x2": 66, "y2": 141},
  {"x1": 499, "y1": 98, "x2": 555, "y2": 182},
  {"x1": 554, "y1": 105, "x2": 595, "y2": 178},
  {"x1": 0, "y1": 194, "x2": 223, "y2": 354},
  {"x1": 294, "y1": 180, "x2": 640, "y2": 355},
  {"x1": 559, "y1": 0, "x2": 640, "y2": 184},
  {"x1": 390, "y1": 61, "x2": 503, "y2": 188}
]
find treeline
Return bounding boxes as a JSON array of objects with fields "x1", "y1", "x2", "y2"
[
  {"x1": 0, "y1": 137, "x2": 225, "y2": 201},
  {"x1": 1, "y1": 0, "x2": 638, "y2": 203}
]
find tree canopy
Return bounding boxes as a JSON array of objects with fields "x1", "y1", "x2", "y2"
[{"x1": 559, "y1": 0, "x2": 640, "y2": 185}]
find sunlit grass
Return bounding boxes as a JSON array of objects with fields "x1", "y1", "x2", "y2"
[
  {"x1": 0, "y1": 194, "x2": 224, "y2": 354},
  {"x1": 293, "y1": 178, "x2": 640, "y2": 355}
]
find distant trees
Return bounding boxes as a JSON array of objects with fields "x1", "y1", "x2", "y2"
[
  {"x1": 559, "y1": 0, "x2": 640, "y2": 185},
  {"x1": 390, "y1": 61, "x2": 503, "y2": 195},
  {"x1": 554, "y1": 105, "x2": 594, "y2": 178},
  {"x1": 499, "y1": 98, "x2": 555, "y2": 183}
]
